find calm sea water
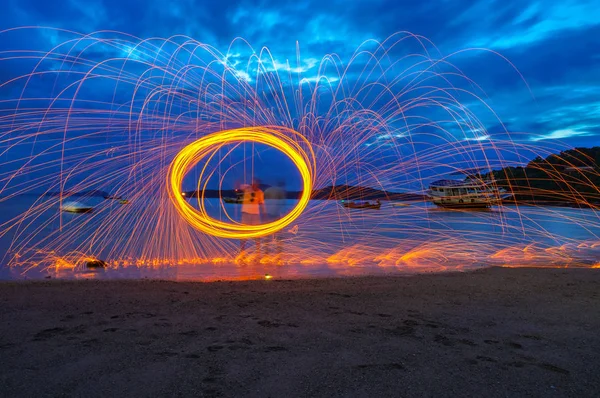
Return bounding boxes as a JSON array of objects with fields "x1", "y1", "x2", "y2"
[{"x1": 1, "y1": 195, "x2": 599, "y2": 280}]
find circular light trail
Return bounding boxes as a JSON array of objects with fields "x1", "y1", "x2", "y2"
[{"x1": 168, "y1": 126, "x2": 315, "y2": 239}]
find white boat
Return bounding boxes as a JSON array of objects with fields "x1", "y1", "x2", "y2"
[
  {"x1": 60, "y1": 201, "x2": 93, "y2": 213},
  {"x1": 427, "y1": 179, "x2": 511, "y2": 208}
]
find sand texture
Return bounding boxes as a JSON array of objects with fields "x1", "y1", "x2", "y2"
[{"x1": 1, "y1": 267, "x2": 599, "y2": 397}]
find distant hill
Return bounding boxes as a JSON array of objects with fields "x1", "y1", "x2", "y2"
[{"x1": 481, "y1": 146, "x2": 600, "y2": 205}]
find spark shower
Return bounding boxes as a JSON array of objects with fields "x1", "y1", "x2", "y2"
[{"x1": 0, "y1": 28, "x2": 599, "y2": 275}]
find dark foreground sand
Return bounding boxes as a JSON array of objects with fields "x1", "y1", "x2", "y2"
[{"x1": 1, "y1": 267, "x2": 599, "y2": 397}]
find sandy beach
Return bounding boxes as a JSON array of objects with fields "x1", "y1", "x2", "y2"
[{"x1": 0, "y1": 267, "x2": 599, "y2": 397}]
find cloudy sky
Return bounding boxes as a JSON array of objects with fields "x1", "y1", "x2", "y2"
[
  {"x1": 2, "y1": 0, "x2": 600, "y2": 145},
  {"x1": 1, "y1": 0, "x2": 599, "y2": 190}
]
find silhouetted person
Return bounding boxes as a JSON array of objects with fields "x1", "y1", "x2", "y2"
[
  {"x1": 264, "y1": 181, "x2": 286, "y2": 258},
  {"x1": 240, "y1": 179, "x2": 265, "y2": 256}
]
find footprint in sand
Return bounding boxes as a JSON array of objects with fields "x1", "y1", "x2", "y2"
[
  {"x1": 263, "y1": 346, "x2": 288, "y2": 352},
  {"x1": 179, "y1": 330, "x2": 199, "y2": 337},
  {"x1": 538, "y1": 363, "x2": 570, "y2": 375},
  {"x1": 353, "y1": 363, "x2": 404, "y2": 371},
  {"x1": 185, "y1": 353, "x2": 201, "y2": 359},
  {"x1": 434, "y1": 334, "x2": 454, "y2": 346},
  {"x1": 257, "y1": 320, "x2": 283, "y2": 328}
]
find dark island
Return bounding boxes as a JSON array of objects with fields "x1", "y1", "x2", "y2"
[{"x1": 481, "y1": 146, "x2": 600, "y2": 206}]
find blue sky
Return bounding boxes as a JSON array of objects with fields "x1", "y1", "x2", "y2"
[
  {"x1": 1, "y1": 0, "x2": 599, "y2": 191},
  {"x1": 2, "y1": 0, "x2": 599, "y2": 143}
]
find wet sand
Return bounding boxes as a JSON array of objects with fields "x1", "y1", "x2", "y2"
[{"x1": 0, "y1": 267, "x2": 599, "y2": 397}]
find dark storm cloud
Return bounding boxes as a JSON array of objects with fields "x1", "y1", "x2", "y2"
[{"x1": 1, "y1": 0, "x2": 600, "y2": 149}]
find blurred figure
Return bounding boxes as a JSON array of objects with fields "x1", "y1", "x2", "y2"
[
  {"x1": 264, "y1": 180, "x2": 286, "y2": 258},
  {"x1": 240, "y1": 179, "x2": 265, "y2": 256}
]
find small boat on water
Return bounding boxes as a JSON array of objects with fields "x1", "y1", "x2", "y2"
[
  {"x1": 223, "y1": 196, "x2": 243, "y2": 204},
  {"x1": 118, "y1": 199, "x2": 130, "y2": 205},
  {"x1": 341, "y1": 200, "x2": 381, "y2": 210},
  {"x1": 427, "y1": 179, "x2": 511, "y2": 208},
  {"x1": 60, "y1": 201, "x2": 93, "y2": 213}
]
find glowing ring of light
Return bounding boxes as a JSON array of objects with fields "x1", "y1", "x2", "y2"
[{"x1": 168, "y1": 126, "x2": 314, "y2": 239}]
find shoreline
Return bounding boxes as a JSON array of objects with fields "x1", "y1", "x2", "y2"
[
  {"x1": 2, "y1": 264, "x2": 599, "y2": 284},
  {"x1": 1, "y1": 267, "x2": 599, "y2": 396}
]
